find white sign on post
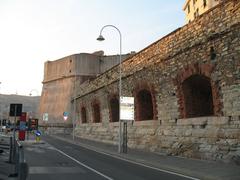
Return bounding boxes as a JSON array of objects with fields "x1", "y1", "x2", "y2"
[
  {"x1": 43, "y1": 113, "x2": 48, "y2": 121},
  {"x1": 120, "y1": 97, "x2": 134, "y2": 121}
]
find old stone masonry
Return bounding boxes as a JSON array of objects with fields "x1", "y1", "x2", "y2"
[
  {"x1": 39, "y1": 0, "x2": 240, "y2": 164},
  {"x1": 72, "y1": 0, "x2": 240, "y2": 164}
]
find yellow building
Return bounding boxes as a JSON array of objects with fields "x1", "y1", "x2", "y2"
[{"x1": 183, "y1": 0, "x2": 222, "y2": 23}]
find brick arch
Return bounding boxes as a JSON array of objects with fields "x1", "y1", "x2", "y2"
[
  {"x1": 91, "y1": 99, "x2": 101, "y2": 123},
  {"x1": 133, "y1": 82, "x2": 157, "y2": 121},
  {"x1": 108, "y1": 94, "x2": 119, "y2": 122},
  {"x1": 174, "y1": 63, "x2": 222, "y2": 118}
]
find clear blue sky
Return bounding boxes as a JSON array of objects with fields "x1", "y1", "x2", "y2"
[{"x1": 0, "y1": 0, "x2": 185, "y2": 96}]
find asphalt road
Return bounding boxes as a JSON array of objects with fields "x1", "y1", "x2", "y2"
[{"x1": 24, "y1": 136, "x2": 195, "y2": 180}]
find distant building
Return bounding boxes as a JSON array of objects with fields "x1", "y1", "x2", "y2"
[
  {"x1": 183, "y1": 0, "x2": 222, "y2": 23},
  {"x1": 0, "y1": 94, "x2": 40, "y2": 125},
  {"x1": 39, "y1": 51, "x2": 133, "y2": 128}
]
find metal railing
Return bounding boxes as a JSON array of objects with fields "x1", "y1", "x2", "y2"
[{"x1": 0, "y1": 134, "x2": 28, "y2": 180}]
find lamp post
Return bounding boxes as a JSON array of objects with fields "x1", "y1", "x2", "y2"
[
  {"x1": 0, "y1": 82, "x2": 2, "y2": 129},
  {"x1": 73, "y1": 72, "x2": 77, "y2": 141},
  {"x1": 97, "y1": 25, "x2": 122, "y2": 153},
  {"x1": 29, "y1": 89, "x2": 39, "y2": 96}
]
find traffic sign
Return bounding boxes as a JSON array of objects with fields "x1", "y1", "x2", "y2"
[
  {"x1": 9, "y1": 104, "x2": 22, "y2": 116},
  {"x1": 43, "y1": 113, "x2": 48, "y2": 121},
  {"x1": 120, "y1": 97, "x2": 134, "y2": 121},
  {"x1": 63, "y1": 112, "x2": 69, "y2": 121}
]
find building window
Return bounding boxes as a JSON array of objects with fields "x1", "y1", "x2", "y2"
[
  {"x1": 194, "y1": 8, "x2": 199, "y2": 18},
  {"x1": 109, "y1": 97, "x2": 119, "y2": 122},
  {"x1": 182, "y1": 75, "x2": 213, "y2": 118},
  {"x1": 92, "y1": 102, "x2": 101, "y2": 123},
  {"x1": 188, "y1": 4, "x2": 190, "y2": 13},
  {"x1": 136, "y1": 89, "x2": 154, "y2": 121},
  {"x1": 81, "y1": 107, "x2": 87, "y2": 123},
  {"x1": 203, "y1": 0, "x2": 207, "y2": 8}
]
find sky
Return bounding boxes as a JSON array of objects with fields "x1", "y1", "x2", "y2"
[{"x1": 0, "y1": 0, "x2": 185, "y2": 96}]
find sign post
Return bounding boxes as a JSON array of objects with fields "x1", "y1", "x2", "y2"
[
  {"x1": 9, "y1": 104, "x2": 22, "y2": 140},
  {"x1": 19, "y1": 112, "x2": 27, "y2": 141},
  {"x1": 120, "y1": 97, "x2": 134, "y2": 153},
  {"x1": 63, "y1": 112, "x2": 69, "y2": 136}
]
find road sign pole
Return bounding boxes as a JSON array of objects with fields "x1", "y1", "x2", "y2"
[{"x1": 13, "y1": 105, "x2": 17, "y2": 141}]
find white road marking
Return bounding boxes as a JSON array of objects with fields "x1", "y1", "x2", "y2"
[
  {"x1": 29, "y1": 166, "x2": 86, "y2": 174},
  {"x1": 54, "y1": 136, "x2": 200, "y2": 180},
  {"x1": 54, "y1": 147, "x2": 114, "y2": 180},
  {"x1": 86, "y1": 148, "x2": 200, "y2": 180}
]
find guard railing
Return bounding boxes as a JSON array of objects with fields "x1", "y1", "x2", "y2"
[{"x1": 0, "y1": 133, "x2": 28, "y2": 180}]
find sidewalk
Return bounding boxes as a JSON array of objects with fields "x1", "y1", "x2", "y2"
[
  {"x1": 0, "y1": 151, "x2": 15, "y2": 180},
  {"x1": 51, "y1": 133, "x2": 240, "y2": 180},
  {"x1": 0, "y1": 133, "x2": 16, "y2": 180}
]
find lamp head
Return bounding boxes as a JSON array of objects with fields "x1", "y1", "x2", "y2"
[{"x1": 97, "y1": 34, "x2": 105, "y2": 41}]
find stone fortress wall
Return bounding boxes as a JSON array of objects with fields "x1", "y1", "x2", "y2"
[
  {"x1": 74, "y1": 0, "x2": 240, "y2": 163},
  {"x1": 39, "y1": 52, "x2": 132, "y2": 126}
]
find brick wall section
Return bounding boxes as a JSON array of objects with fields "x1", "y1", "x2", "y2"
[{"x1": 74, "y1": 0, "x2": 240, "y2": 163}]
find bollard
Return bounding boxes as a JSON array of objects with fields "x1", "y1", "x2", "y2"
[
  {"x1": 35, "y1": 130, "x2": 41, "y2": 142},
  {"x1": 9, "y1": 139, "x2": 28, "y2": 180},
  {"x1": 18, "y1": 145, "x2": 28, "y2": 180},
  {"x1": 13, "y1": 138, "x2": 17, "y2": 163},
  {"x1": 14, "y1": 144, "x2": 20, "y2": 176},
  {"x1": 9, "y1": 136, "x2": 13, "y2": 163},
  {"x1": 19, "y1": 162, "x2": 28, "y2": 180}
]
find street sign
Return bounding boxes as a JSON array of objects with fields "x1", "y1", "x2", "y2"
[
  {"x1": 9, "y1": 104, "x2": 22, "y2": 116},
  {"x1": 63, "y1": 112, "x2": 69, "y2": 121},
  {"x1": 120, "y1": 97, "x2": 134, "y2": 121},
  {"x1": 43, "y1": 113, "x2": 48, "y2": 121},
  {"x1": 29, "y1": 119, "x2": 38, "y2": 130}
]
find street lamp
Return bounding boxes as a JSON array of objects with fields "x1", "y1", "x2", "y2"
[
  {"x1": 97, "y1": 25, "x2": 122, "y2": 153},
  {"x1": 73, "y1": 72, "x2": 77, "y2": 141},
  {"x1": 29, "y1": 89, "x2": 39, "y2": 96}
]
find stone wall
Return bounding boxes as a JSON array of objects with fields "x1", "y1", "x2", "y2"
[{"x1": 75, "y1": 0, "x2": 240, "y2": 164}]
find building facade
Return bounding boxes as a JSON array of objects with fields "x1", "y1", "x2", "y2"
[
  {"x1": 74, "y1": 0, "x2": 240, "y2": 163},
  {"x1": 39, "y1": 51, "x2": 132, "y2": 129},
  {"x1": 183, "y1": 0, "x2": 222, "y2": 23}
]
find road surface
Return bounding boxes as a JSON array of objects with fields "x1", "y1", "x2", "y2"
[{"x1": 24, "y1": 136, "x2": 198, "y2": 180}]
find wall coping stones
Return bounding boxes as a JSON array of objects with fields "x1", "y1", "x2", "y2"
[{"x1": 178, "y1": 116, "x2": 229, "y2": 126}]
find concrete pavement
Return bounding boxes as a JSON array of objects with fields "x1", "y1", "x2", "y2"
[
  {"x1": 1, "y1": 132, "x2": 239, "y2": 179},
  {"x1": 51, "y1": 133, "x2": 240, "y2": 180}
]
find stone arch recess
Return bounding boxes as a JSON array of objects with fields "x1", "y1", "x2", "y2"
[
  {"x1": 108, "y1": 94, "x2": 119, "y2": 122},
  {"x1": 174, "y1": 63, "x2": 222, "y2": 118},
  {"x1": 80, "y1": 106, "x2": 87, "y2": 123},
  {"x1": 133, "y1": 82, "x2": 157, "y2": 121},
  {"x1": 91, "y1": 99, "x2": 101, "y2": 123}
]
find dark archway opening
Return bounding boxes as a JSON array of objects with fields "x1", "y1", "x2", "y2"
[
  {"x1": 182, "y1": 74, "x2": 214, "y2": 118},
  {"x1": 110, "y1": 97, "x2": 119, "y2": 122},
  {"x1": 93, "y1": 103, "x2": 101, "y2": 123},
  {"x1": 137, "y1": 89, "x2": 153, "y2": 121},
  {"x1": 81, "y1": 107, "x2": 87, "y2": 123}
]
